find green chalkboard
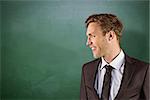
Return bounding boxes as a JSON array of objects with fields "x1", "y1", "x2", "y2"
[{"x1": 1, "y1": 1, "x2": 149, "y2": 100}]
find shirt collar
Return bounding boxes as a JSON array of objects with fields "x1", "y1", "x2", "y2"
[{"x1": 100, "y1": 50, "x2": 125, "y2": 70}]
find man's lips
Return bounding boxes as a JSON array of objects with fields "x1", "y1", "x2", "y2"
[{"x1": 90, "y1": 47, "x2": 96, "y2": 51}]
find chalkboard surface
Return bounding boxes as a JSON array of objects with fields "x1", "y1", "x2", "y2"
[{"x1": 1, "y1": 1, "x2": 149, "y2": 100}]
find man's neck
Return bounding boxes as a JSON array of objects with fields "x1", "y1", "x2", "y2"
[{"x1": 103, "y1": 47, "x2": 121, "y2": 64}]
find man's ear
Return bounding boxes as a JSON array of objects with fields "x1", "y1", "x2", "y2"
[{"x1": 106, "y1": 31, "x2": 115, "y2": 42}]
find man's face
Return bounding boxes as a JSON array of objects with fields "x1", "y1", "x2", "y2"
[{"x1": 86, "y1": 22, "x2": 108, "y2": 58}]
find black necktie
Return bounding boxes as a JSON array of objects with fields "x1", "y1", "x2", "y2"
[{"x1": 101, "y1": 65, "x2": 113, "y2": 100}]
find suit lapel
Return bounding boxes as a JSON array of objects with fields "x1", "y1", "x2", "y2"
[
  {"x1": 86, "y1": 58, "x2": 101, "y2": 99},
  {"x1": 115, "y1": 55, "x2": 136, "y2": 99}
]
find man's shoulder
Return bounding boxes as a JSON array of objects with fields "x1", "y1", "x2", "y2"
[
  {"x1": 84, "y1": 58, "x2": 100, "y2": 65},
  {"x1": 82, "y1": 58, "x2": 100, "y2": 70},
  {"x1": 125, "y1": 55, "x2": 149, "y2": 68}
]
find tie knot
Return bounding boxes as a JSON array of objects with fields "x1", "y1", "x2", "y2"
[{"x1": 105, "y1": 65, "x2": 113, "y2": 72}]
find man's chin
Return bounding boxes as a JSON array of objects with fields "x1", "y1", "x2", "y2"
[{"x1": 93, "y1": 54, "x2": 101, "y2": 59}]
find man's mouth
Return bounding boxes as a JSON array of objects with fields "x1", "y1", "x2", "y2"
[{"x1": 91, "y1": 47, "x2": 96, "y2": 51}]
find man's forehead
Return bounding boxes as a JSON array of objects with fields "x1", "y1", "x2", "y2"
[
  {"x1": 88, "y1": 22, "x2": 99, "y2": 28},
  {"x1": 86, "y1": 23, "x2": 99, "y2": 36}
]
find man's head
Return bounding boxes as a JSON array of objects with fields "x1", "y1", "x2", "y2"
[{"x1": 85, "y1": 14, "x2": 123, "y2": 59}]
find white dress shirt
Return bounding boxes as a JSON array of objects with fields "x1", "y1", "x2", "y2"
[{"x1": 94, "y1": 50, "x2": 125, "y2": 100}]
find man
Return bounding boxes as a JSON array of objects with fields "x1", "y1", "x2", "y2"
[{"x1": 80, "y1": 14, "x2": 149, "y2": 100}]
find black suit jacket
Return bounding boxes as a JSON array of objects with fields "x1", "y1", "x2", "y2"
[{"x1": 80, "y1": 55, "x2": 149, "y2": 100}]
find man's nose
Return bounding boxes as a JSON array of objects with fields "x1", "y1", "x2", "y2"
[{"x1": 86, "y1": 38, "x2": 92, "y2": 47}]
